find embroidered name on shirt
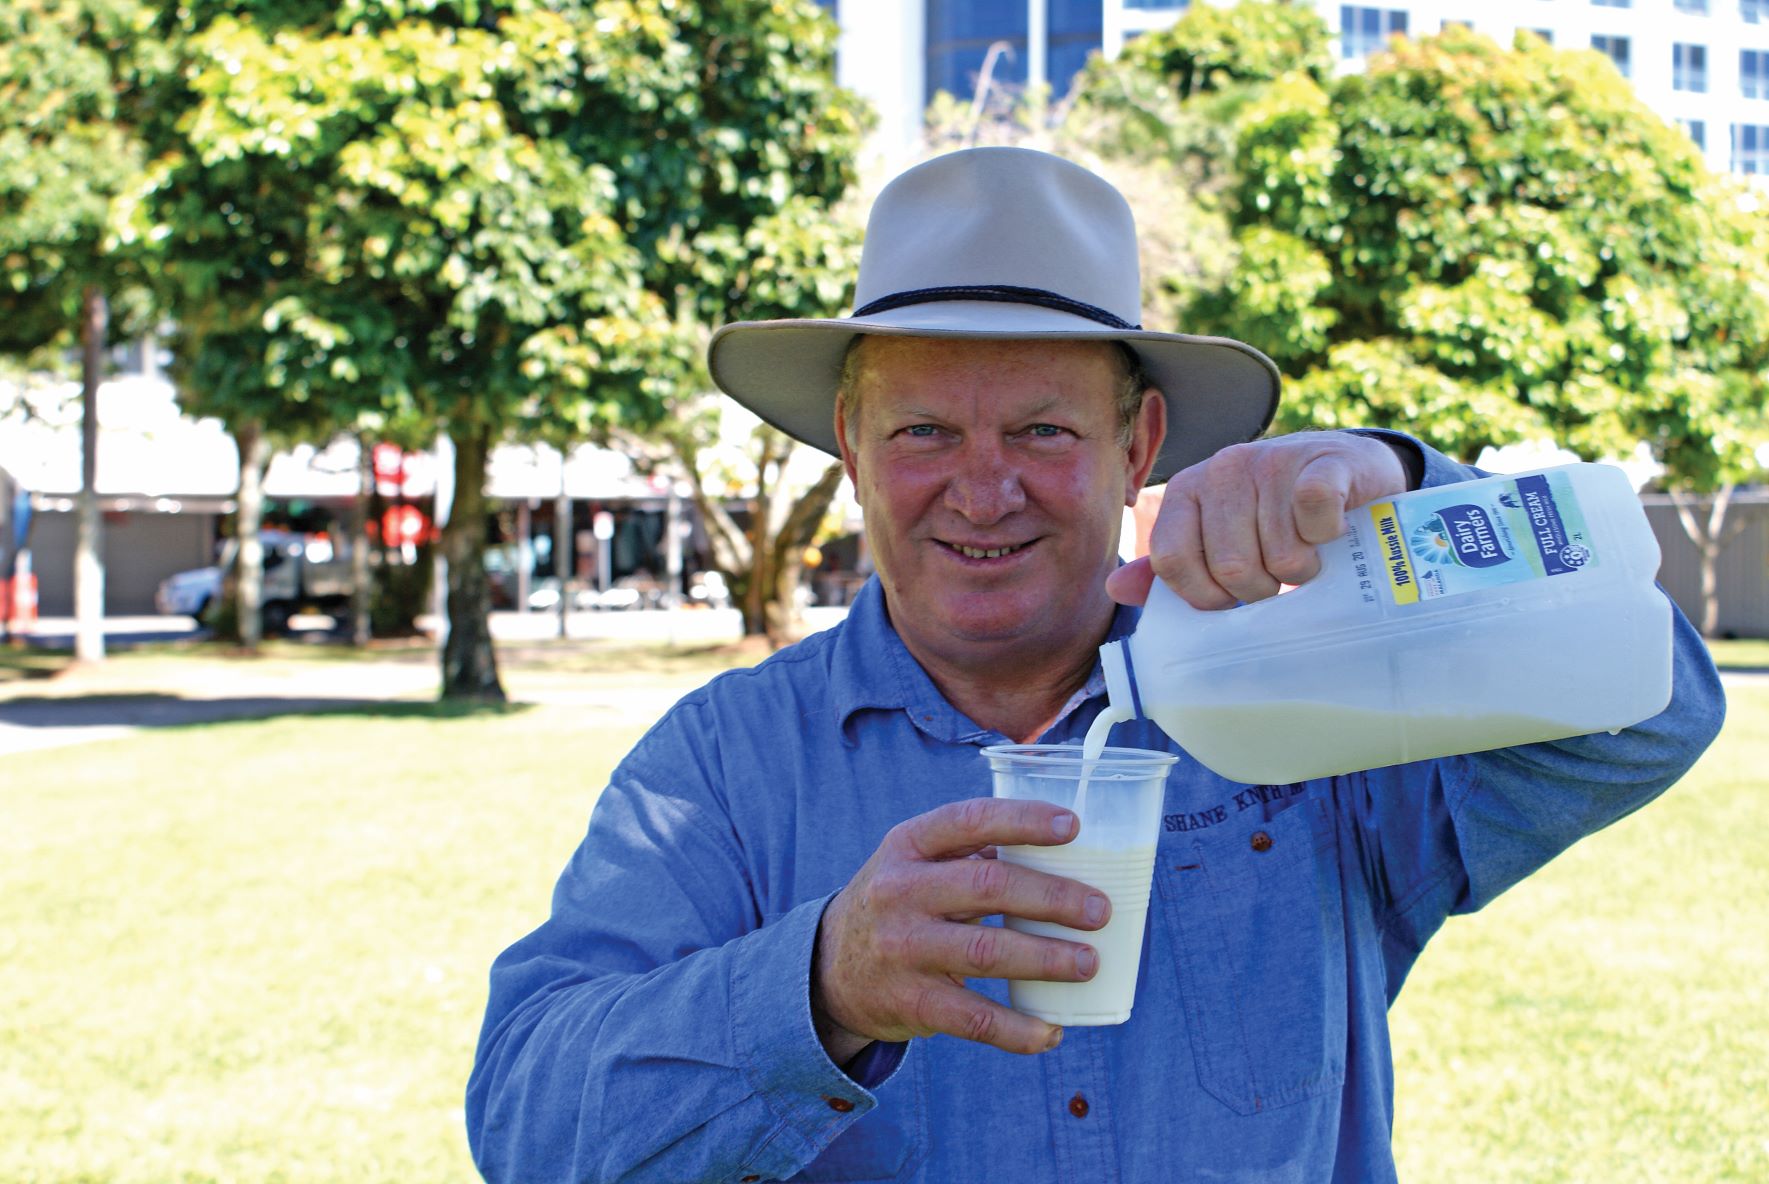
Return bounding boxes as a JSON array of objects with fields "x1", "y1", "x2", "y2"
[
  {"x1": 1233, "y1": 783, "x2": 1307, "y2": 812},
  {"x1": 1164, "y1": 805, "x2": 1228, "y2": 832}
]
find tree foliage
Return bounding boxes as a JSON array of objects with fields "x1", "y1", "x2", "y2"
[
  {"x1": 136, "y1": 0, "x2": 865, "y2": 692},
  {"x1": 0, "y1": 0, "x2": 156, "y2": 352},
  {"x1": 1143, "y1": 15, "x2": 1769, "y2": 486}
]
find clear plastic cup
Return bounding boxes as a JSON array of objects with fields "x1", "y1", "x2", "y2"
[{"x1": 984, "y1": 743, "x2": 1176, "y2": 1026}]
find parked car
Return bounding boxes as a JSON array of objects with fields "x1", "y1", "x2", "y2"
[{"x1": 155, "y1": 530, "x2": 356, "y2": 634}]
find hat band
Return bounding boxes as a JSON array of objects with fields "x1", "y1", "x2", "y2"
[{"x1": 851, "y1": 284, "x2": 1142, "y2": 331}]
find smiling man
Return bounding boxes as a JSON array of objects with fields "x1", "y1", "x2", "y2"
[{"x1": 467, "y1": 148, "x2": 1723, "y2": 1184}]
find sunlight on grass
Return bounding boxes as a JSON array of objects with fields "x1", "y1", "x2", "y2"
[
  {"x1": 3, "y1": 671, "x2": 1764, "y2": 1181},
  {"x1": 2, "y1": 704, "x2": 641, "y2": 1184},
  {"x1": 1391, "y1": 684, "x2": 1769, "y2": 1182}
]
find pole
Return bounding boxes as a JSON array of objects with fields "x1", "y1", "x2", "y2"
[
  {"x1": 74, "y1": 286, "x2": 106, "y2": 663},
  {"x1": 555, "y1": 486, "x2": 572, "y2": 639}
]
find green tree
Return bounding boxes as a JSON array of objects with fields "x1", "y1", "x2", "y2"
[
  {"x1": 141, "y1": 0, "x2": 865, "y2": 696},
  {"x1": 590, "y1": 1, "x2": 867, "y2": 644},
  {"x1": 0, "y1": 0, "x2": 160, "y2": 661},
  {"x1": 1131, "y1": 15, "x2": 1769, "y2": 632}
]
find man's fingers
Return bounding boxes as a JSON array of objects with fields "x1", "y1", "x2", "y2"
[
  {"x1": 905, "y1": 977, "x2": 1064, "y2": 1055},
  {"x1": 911, "y1": 855, "x2": 1111, "y2": 930},
  {"x1": 1288, "y1": 454, "x2": 1357, "y2": 546},
  {"x1": 893, "y1": 797, "x2": 1078, "y2": 862},
  {"x1": 1104, "y1": 556, "x2": 1155, "y2": 606},
  {"x1": 924, "y1": 917, "x2": 1099, "y2": 984},
  {"x1": 1146, "y1": 489, "x2": 1236, "y2": 610},
  {"x1": 1197, "y1": 469, "x2": 1282, "y2": 604}
]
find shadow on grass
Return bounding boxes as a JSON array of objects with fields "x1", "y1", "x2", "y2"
[{"x1": 0, "y1": 692, "x2": 531, "y2": 741}]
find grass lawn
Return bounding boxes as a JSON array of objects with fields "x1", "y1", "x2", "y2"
[{"x1": 2, "y1": 651, "x2": 1764, "y2": 1181}]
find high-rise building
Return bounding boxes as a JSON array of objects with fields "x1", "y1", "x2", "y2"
[{"x1": 824, "y1": 0, "x2": 1769, "y2": 180}]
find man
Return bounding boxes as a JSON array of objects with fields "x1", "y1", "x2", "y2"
[{"x1": 467, "y1": 148, "x2": 1723, "y2": 1183}]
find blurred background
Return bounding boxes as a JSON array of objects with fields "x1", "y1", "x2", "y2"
[{"x1": 3, "y1": 2, "x2": 1766, "y2": 1180}]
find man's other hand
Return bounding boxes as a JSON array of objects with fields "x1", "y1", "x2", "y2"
[
  {"x1": 811, "y1": 798, "x2": 1111, "y2": 1059},
  {"x1": 1106, "y1": 433, "x2": 1409, "y2": 609}
]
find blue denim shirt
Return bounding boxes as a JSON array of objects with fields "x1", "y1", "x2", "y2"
[{"x1": 467, "y1": 445, "x2": 1725, "y2": 1184}]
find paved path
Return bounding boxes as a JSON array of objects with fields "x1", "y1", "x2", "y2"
[{"x1": 3, "y1": 610, "x2": 1760, "y2": 758}]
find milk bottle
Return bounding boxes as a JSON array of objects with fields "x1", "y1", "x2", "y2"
[{"x1": 1095, "y1": 463, "x2": 1673, "y2": 785}]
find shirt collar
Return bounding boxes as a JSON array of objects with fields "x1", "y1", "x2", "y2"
[{"x1": 829, "y1": 575, "x2": 1143, "y2": 746}]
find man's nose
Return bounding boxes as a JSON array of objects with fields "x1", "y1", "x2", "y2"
[{"x1": 943, "y1": 444, "x2": 1027, "y2": 524}]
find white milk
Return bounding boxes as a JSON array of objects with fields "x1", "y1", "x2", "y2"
[
  {"x1": 996, "y1": 842, "x2": 1158, "y2": 1026},
  {"x1": 1149, "y1": 701, "x2": 1593, "y2": 785}
]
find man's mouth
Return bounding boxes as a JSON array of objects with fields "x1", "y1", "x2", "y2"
[{"x1": 944, "y1": 541, "x2": 1031, "y2": 560}]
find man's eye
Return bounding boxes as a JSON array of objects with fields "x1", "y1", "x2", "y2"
[
  {"x1": 1025, "y1": 424, "x2": 1068, "y2": 438},
  {"x1": 903, "y1": 424, "x2": 941, "y2": 438}
]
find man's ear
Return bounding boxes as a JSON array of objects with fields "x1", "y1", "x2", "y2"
[
  {"x1": 834, "y1": 404, "x2": 860, "y2": 490},
  {"x1": 1124, "y1": 388, "x2": 1166, "y2": 504}
]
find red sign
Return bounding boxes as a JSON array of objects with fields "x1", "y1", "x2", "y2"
[{"x1": 381, "y1": 505, "x2": 433, "y2": 547}]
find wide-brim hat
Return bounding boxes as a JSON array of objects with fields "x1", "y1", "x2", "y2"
[{"x1": 707, "y1": 146, "x2": 1280, "y2": 485}]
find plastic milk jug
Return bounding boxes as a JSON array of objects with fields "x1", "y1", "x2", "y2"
[{"x1": 1095, "y1": 463, "x2": 1673, "y2": 785}]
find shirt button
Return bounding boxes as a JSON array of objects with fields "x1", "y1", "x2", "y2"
[
  {"x1": 1250, "y1": 830, "x2": 1273, "y2": 852},
  {"x1": 1068, "y1": 1091, "x2": 1090, "y2": 1118},
  {"x1": 825, "y1": 1095, "x2": 855, "y2": 1113}
]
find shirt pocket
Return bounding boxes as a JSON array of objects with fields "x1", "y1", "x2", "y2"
[
  {"x1": 789, "y1": 1047, "x2": 928, "y2": 1182},
  {"x1": 1154, "y1": 797, "x2": 1349, "y2": 1116}
]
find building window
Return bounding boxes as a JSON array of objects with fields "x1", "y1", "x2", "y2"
[
  {"x1": 1680, "y1": 118, "x2": 1707, "y2": 149},
  {"x1": 1527, "y1": 27, "x2": 1555, "y2": 45},
  {"x1": 926, "y1": 0, "x2": 1028, "y2": 105},
  {"x1": 1592, "y1": 0, "x2": 1630, "y2": 7},
  {"x1": 1746, "y1": 0, "x2": 1767, "y2": 23},
  {"x1": 1675, "y1": 0, "x2": 1708, "y2": 12},
  {"x1": 1341, "y1": 6, "x2": 1409, "y2": 59},
  {"x1": 1733, "y1": 122, "x2": 1769, "y2": 171},
  {"x1": 1124, "y1": 0, "x2": 1189, "y2": 8},
  {"x1": 1675, "y1": 43, "x2": 1709, "y2": 91},
  {"x1": 1442, "y1": 18, "x2": 1472, "y2": 30},
  {"x1": 1047, "y1": 0, "x2": 1105, "y2": 97},
  {"x1": 1592, "y1": 33, "x2": 1631, "y2": 76},
  {"x1": 1744, "y1": 48, "x2": 1769, "y2": 97}
]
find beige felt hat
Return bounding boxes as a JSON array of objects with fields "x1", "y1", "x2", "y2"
[{"x1": 706, "y1": 146, "x2": 1280, "y2": 485}]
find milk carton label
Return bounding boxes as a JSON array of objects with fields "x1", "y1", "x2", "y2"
[{"x1": 1361, "y1": 471, "x2": 1595, "y2": 605}]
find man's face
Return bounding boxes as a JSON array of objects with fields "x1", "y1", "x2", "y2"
[{"x1": 836, "y1": 336, "x2": 1164, "y2": 673}]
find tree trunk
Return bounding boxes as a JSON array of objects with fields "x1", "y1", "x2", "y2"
[
  {"x1": 1669, "y1": 484, "x2": 1746, "y2": 639},
  {"x1": 440, "y1": 422, "x2": 504, "y2": 701},
  {"x1": 764, "y1": 459, "x2": 847, "y2": 646},
  {"x1": 73, "y1": 286, "x2": 106, "y2": 664},
  {"x1": 554, "y1": 484, "x2": 573, "y2": 639},
  {"x1": 350, "y1": 436, "x2": 374, "y2": 646},
  {"x1": 230, "y1": 421, "x2": 270, "y2": 648}
]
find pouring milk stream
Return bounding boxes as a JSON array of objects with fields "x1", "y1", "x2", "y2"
[{"x1": 1079, "y1": 463, "x2": 1673, "y2": 786}]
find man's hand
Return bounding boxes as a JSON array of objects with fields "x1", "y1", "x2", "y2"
[
  {"x1": 812, "y1": 798, "x2": 1111, "y2": 1060},
  {"x1": 1107, "y1": 433, "x2": 1409, "y2": 608}
]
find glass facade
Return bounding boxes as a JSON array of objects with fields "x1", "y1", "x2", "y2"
[
  {"x1": 1674, "y1": 0, "x2": 1709, "y2": 12},
  {"x1": 1733, "y1": 122, "x2": 1769, "y2": 171},
  {"x1": 1340, "y1": 6, "x2": 1409, "y2": 59},
  {"x1": 924, "y1": 0, "x2": 1103, "y2": 105},
  {"x1": 1048, "y1": 0, "x2": 1105, "y2": 93},
  {"x1": 1679, "y1": 118, "x2": 1707, "y2": 149},
  {"x1": 1592, "y1": 33, "x2": 1631, "y2": 77},
  {"x1": 1674, "y1": 43, "x2": 1708, "y2": 92},
  {"x1": 1744, "y1": 48, "x2": 1769, "y2": 98},
  {"x1": 926, "y1": 0, "x2": 1029, "y2": 103}
]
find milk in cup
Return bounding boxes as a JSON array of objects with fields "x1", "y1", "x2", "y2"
[{"x1": 1096, "y1": 463, "x2": 1673, "y2": 785}]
